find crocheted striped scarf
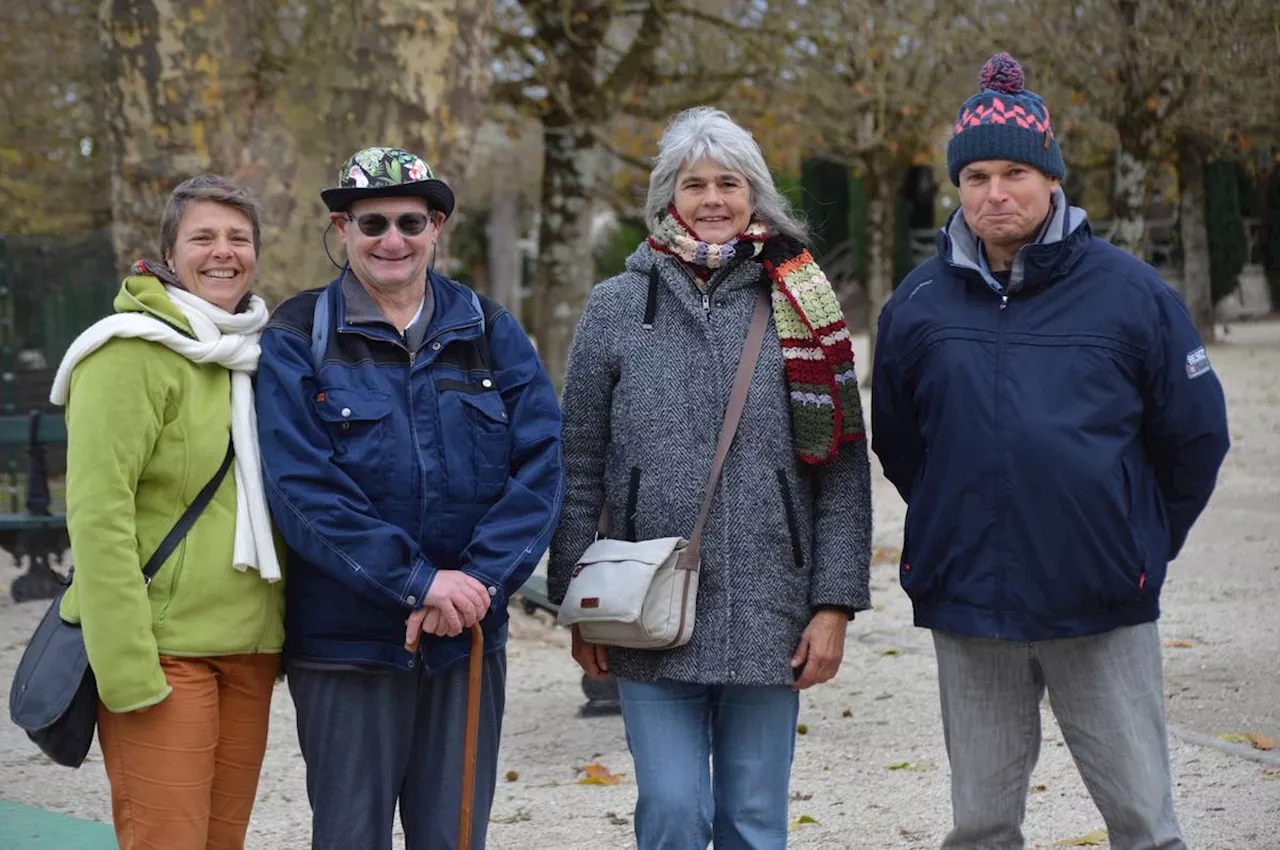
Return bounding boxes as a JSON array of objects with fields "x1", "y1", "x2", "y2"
[{"x1": 648, "y1": 207, "x2": 864, "y2": 465}]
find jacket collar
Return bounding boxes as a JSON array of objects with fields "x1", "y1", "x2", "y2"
[
  {"x1": 336, "y1": 267, "x2": 480, "y2": 346},
  {"x1": 937, "y1": 188, "x2": 1092, "y2": 293}
]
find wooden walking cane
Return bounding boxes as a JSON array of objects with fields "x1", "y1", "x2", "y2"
[
  {"x1": 458, "y1": 623, "x2": 485, "y2": 850},
  {"x1": 403, "y1": 618, "x2": 486, "y2": 849}
]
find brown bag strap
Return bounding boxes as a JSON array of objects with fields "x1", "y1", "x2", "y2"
[{"x1": 682, "y1": 286, "x2": 771, "y2": 567}]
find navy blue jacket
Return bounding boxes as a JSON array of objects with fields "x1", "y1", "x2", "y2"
[
  {"x1": 256, "y1": 270, "x2": 564, "y2": 671},
  {"x1": 872, "y1": 196, "x2": 1229, "y2": 641}
]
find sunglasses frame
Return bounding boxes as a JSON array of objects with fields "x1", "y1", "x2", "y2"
[{"x1": 345, "y1": 211, "x2": 435, "y2": 238}]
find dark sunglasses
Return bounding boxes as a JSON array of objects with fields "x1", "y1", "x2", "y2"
[{"x1": 346, "y1": 211, "x2": 433, "y2": 238}]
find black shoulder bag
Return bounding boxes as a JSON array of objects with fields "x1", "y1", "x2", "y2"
[{"x1": 8, "y1": 441, "x2": 234, "y2": 768}]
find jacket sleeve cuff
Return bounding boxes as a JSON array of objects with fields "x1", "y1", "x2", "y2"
[
  {"x1": 403, "y1": 558, "x2": 437, "y2": 610},
  {"x1": 815, "y1": 605, "x2": 856, "y2": 620},
  {"x1": 101, "y1": 681, "x2": 173, "y2": 715},
  {"x1": 461, "y1": 568, "x2": 505, "y2": 615}
]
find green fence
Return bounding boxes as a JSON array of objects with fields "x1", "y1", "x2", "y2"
[
  {"x1": 0, "y1": 229, "x2": 118, "y2": 415},
  {"x1": 0, "y1": 230, "x2": 116, "y2": 513}
]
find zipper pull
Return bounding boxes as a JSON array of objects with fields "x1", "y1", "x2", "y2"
[
  {"x1": 1000, "y1": 294, "x2": 1009, "y2": 311},
  {"x1": 702, "y1": 291, "x2": 710, "y2": 320}
]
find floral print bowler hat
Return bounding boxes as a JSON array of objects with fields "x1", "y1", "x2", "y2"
[{"x1": 320, "y1": 146, "x2": 455, "y2": 218}]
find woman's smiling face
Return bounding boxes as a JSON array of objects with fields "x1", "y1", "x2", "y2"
[
  {"x1": 165, "y1": 200, "x2": 257, "y2": 312},
  {"x1": 674, "y1": 156, "x2": 753, "y2": 244}
]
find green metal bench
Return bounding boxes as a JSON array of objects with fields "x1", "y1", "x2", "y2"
[
  {"x1": 0, "y1": 410, "x2": 70, "y2": 602},
  {"x1": 514, "y1": 574, "x2": 621, "y2": 717}
]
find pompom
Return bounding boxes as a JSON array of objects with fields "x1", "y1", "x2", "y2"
[{"x1": 979, "y1": 52, "x2": 1024, "y2": 94}]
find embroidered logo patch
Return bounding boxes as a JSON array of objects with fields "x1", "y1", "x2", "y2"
[{"x1": 1185, "y1": 347, "x2": 1212, "y2": 379}]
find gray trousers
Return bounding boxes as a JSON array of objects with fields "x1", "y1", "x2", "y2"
[
  {"x1": 287, "y1": 651, "x2": 506, "y2": 850},
  {"x1": 933, "y1": 623, "x2": 1185, "y2": 850}
]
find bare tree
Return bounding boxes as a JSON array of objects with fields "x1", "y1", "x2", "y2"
[
  {"x1": 0, "y1": 0, "x2": 110, "y2": 234},
  {"x1": 1167, "y1": 0, "x2": 1280, "y2": 337},
  {"x1": 493, "y1": 0, "x2": 780, "y2": 386},
  {"x1": 787, "y1": 0, "x2": 982, "y2": 370},
  {"x1": 1017, "y1": 0, "x2": 1259, "y2": 257}
]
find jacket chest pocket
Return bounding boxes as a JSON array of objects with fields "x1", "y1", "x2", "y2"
[
  {"x1": 314, "y1": 388, "x2": 394, "y2": 497},
  {"x1": 437, "y1": 383, "x2": 511, "y2": 504}
]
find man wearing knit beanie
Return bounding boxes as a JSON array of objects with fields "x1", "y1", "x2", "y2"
[{"x1": 871, "y1": 53, "x2": 1229, "y2": 849}]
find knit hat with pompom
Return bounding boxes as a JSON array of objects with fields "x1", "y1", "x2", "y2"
[{"x1": 946, "y1": 52, "x2": 1065, "y2": 185}]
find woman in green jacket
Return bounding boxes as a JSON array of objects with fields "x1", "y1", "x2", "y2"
[{"x1": 51, "y1": 175, "x2": 284, "y2": 850}]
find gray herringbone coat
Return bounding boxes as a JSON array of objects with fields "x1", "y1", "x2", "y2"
[{"x1": 547, "y1": 243, "x2": 872, "y2": 687}]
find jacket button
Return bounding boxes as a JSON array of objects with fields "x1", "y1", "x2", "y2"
[
  {"x1": 406, "y1": 596, "x2": 416, "y2": 606},
  {"x1": 482, "y1": 378, "x2": 493, "y2": 388},
  {"x1": 407, "y1": 659, "x2": 415, "y2": 668},
  {"x1": 432, "y1": 342, "x2": 442, "y2": 350},
  {"x1": 341, "y1": 407, "x2": 351, "y2": 418},
  {"x1": 487, "y1": 586, "x2": 497, "y2": 597}
]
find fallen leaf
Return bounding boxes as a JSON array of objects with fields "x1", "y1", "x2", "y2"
[
  {"x1": 1057, "y1": 830, "x2": 1108, "y2": 846},
  {"x1": 1162, "y1": 639, "x2": 1195, "y2": 648},
  {"x1": 797, "y1": 723, "x2": 809, "y2": 735},
  {"x1": 604, "y1": 811, "x2": 629, "y2": 826},
  {"x1": 490, "y1": 809, "x2": 533, "y2": 824},
  {"x1": 789, "y1": 815, "x2": 820, "y2": 832},
  {"x1": 886, "y1": 761, "x2": 932, "y2": 772},
  {"x1": 1262, "y1": 768, "x2": 1280, "y2": 780},
  {"x1": 790, "y1": 790, "x2": 813, "y2": 801},
  {"x1": 505, "y1": 770, "x2": 519, "y2": 782},
  {"x1": 1030, "y1": 784, "x2": 1048, "y2": 793},
  {"x1": 1247, "y1": 733, "x2": 1277, "y2": 751},
  {"x1": 871, "y1": 546, "x2": 902, "y2": 565},
  {"x1": 842, "y1": 708, "x2": 853, "y2": 718},
  {"x1": 576, "y1": 763, "x2": 623, "y2": 786},
  {"x1": 1218, "y1": 732, "x2": 1250, "y2": 745},
  {"x1": 879, "y1": 648, "x2": 904, "y2": 657}
]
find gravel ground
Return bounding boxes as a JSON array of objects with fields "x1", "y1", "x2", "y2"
[{"x1": 2, "y1": 320, "x2": 1278, "y2": 849}]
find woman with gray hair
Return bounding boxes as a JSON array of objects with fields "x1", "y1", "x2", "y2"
[{"x1": 548, "y1": 107, "x2": 872, "y2": 849}]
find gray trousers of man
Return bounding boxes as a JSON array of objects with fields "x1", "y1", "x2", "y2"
[
  {"x1": 933, "y1": 623, "x2": 1185, "y2": 850},
  {"x1": 287, "y1": 650, "x2": 506, "y2": 850}
]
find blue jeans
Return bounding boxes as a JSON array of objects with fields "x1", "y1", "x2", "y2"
[{"x1": 617, "y1": 678, "x2": 799, "y2": 850}]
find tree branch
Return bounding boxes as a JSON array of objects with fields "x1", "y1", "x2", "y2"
[{"x1": 599, "y1": 0, "x2": 666, "y2": 101}]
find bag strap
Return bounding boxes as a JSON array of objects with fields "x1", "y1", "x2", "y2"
[
  {"x1": 142, "y1": 440, "x2": 235, "y2": 586},
  {"x1": 681, "y1": 286, "x2": 771, "y2": 568},
  {"x1": 310, "y1": 284, "x2": 331, "y2": 374}
]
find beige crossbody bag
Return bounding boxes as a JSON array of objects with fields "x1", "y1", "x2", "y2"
[{"x1": 556, "y1": 287, "x2": 771, "y2": 649}]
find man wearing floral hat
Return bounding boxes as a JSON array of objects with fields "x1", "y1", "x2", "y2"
[
  {"x1": 872, "y1": 55, "x2": 1229, "y2": 849},
  {"x1": 256, "y1": 147, "x2": 564, "y2": 849}
]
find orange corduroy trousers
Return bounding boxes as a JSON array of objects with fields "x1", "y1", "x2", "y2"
[{"x1": 96, "y1": 653, "x2": 279, "y2": 850}]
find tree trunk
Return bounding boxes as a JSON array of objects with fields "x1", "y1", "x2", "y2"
[
  {"x1": 100, "y1": 0, "x2": 493, "y2": 300},
  {"x1": 1111, "y1": 144, "x2": 1148, "y2": 258},
  {"x1": 487, "y1": 155, "x2": 524, "y2": 316},
  {"x1": 100, "y1": 0, "x2": 257, "y2": 270},
  {"x1": 863, "y1": 172, "x2": 897, "y2": 384},
  {"x1": 531, "y1": 113, "x2": 599, "y2": 390},
  {"x1": 248, "y1": 0, "x2": 494, "y2": 303},
  {"x1": 1176, "y1": 138, "x2": 1215, "y2": 342}
]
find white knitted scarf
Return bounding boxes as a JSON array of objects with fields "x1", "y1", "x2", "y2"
[{"x1": 50, "y1": 286, "x2": 281, "y2": 582}]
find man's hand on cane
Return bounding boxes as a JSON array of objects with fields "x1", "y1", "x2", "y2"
[{"x1": 405, "y1": 571, "x2": 492, "y2": 647}]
